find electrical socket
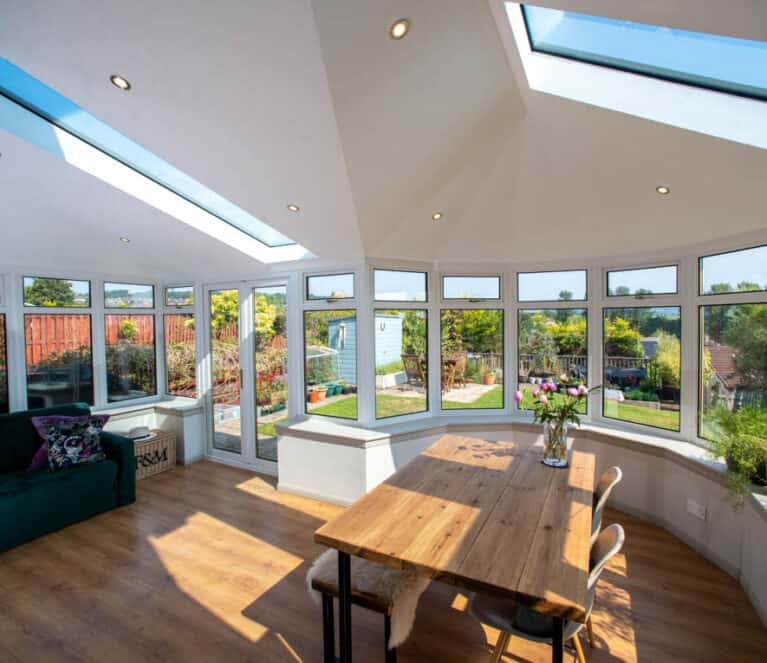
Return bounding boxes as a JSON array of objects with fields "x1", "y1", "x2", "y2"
[{"x1": 687, "y1": 498, "x2": 707, "y2": 521}]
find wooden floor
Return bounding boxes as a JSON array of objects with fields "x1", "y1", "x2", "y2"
[{"x1": 1, "y1": 461, "x2": 765, "y2": 662}]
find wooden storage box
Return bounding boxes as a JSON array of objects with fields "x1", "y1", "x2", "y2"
[{"x1": 134, "y1": 429, "x2": 176, "y2": 480}]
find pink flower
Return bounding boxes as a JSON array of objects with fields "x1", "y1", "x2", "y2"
[
  {"x1": 539, "y1": 395, "x2": 548, "y2": 404},
  {"x1": 578, "y1": 384, "x2": 588, "y2": 396},
  {"x1": 547, "y1": 382, "x2": 557, "y2": 392},
  {"x1": 532, "y1": 389, "x2": 540, "y2": 398},
  {"x1": 567, "y1": 387, "x2": 579, "y2": 397},
  {"x1": 514, "y1": 390, "x2": 524, "y2": 403}
]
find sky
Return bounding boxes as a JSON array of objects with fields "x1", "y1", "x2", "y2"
[
  {"x1": 607, "y1": 266, "x2": 676, "y2": 295},
  {"x1": 524, "y1": 6, "x2": 767, "y2": 99}
]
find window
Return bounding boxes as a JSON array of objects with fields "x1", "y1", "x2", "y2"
[
  {"x1": 518, "y1": 270, "x2": 587, "y2": 302},
  {"x1": 700, "y1": 304, "x2": 767, "y2": 440},
  {"x1": 254, "y1": 285, "x2": 288, "y2": 461},
  {"x1": 164, "y1": 314, "x2": 196, "y2": 397},
  {"x1": 700, "y1": 245, "x2": 767, "y2": 296},
  {"x1": 0, "y1": 314, "x2": 8, "y2": 414},
  {"x1": 306, "y1": 273, "x2": 355, "y2": 301},
  {"x1": 24, "y1": 314, "x2": 94, "y2": 407},
  {"x1": 518, "y1": 309, "x2": 588, "y2": 413},
  {"x1": 0, "y1": 58, "x2": 296, "y2": 249},
  {"x1": 607, "y1": 265, "x2": 677, "y2": 297},
  {"x1": 374, "y1": 269, "x2": 427, "y2": 302},
  {"x1": 105, "y1": 314, "x2": 156, "y2": 402},
  {"x1": 375, "y1": 309, "x2": 428, "y2": 419},
  {"x1": 23, "y1": 276, "x2": 90, "y2": 307},
  {"x1": 442, "y1": 276, "x2": 501, "y2": 300},
  {"x1": 209, "y1": 290, "x2": 241, "y2": 453},
  {"x1": 440, "y1": 310, "x2": 503, "y2": 410},
  {"x1": 304, "y1": 310, "x2": 357, "y2": 419},
  {"x1": 105, "y1": 283, "x2": 155, "y2": 309},
  {"x1": 522, "y1": 5, "x2": 767, "y2": 102},
  {"x1": 603, "y1": 307, "x2": 681, "y2": 431},
  {"x1": 165, "y1": 286, "x2": 195, "y2": 307}
]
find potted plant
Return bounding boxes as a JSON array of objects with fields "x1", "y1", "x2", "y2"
[
  {"x1": 519, "y1": 374, "x2": 600, "y2": 468},
  {"x1": 316, "y1": 384, "x2": 328, "y2": 400},
  {"x1": 307, "y1": 388, "x2": 320, "y2": 404},
  {"x1": 707, "y1": 405, "x2": 767, "y2": 501},
  {"x1": 482, "y1": 369, "x2": 496, "y2": 386}
]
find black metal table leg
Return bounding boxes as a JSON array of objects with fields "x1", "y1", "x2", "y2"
[
  {"x1": 552, "y1": 617, "x2": 564, "y2": 663},
  {"x1": 338, "y1": 551, "x2": 352, "y2": 663},
  {"x1": 322, "y1": 593, "x2": 335, "y2": 663}
]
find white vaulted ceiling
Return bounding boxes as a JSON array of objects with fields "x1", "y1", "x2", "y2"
[{"x1": 1, "y1": 0, "x2": 766, "y2": 280}]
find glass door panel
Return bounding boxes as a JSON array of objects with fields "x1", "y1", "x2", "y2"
[
  {"x1": 209, "y1": 289, "x2": 241, "y2": 453},
  {"x1": 254, "y1": 285, "x2": 288, "y2": 461}
]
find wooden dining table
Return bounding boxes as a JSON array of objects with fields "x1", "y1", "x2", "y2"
[{"x1": 314, "y1": 433, "x2": 596, "y2": 663}]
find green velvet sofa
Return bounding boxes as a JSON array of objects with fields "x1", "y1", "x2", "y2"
[{"x1": 0, "y1": 402, "x2": 136, "y2": 552}]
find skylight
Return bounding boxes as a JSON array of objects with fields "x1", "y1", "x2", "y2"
[
  {"x1": 522, "y1": 5, "x2": 767, "y2": 102},
  {"x1": 0, "y1": 58, "x2": 297, "y2": 250}
]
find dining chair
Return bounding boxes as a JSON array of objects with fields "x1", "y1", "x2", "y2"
[
  {"x1": 591, "y1": 467, "x2": 623, "y2": 545},
  {"x1": 307, "y1": 549, "x2": 430, "y2": 663},
  {"x1": 468, "y1": 523, "x2": 626, "y2": 663}
]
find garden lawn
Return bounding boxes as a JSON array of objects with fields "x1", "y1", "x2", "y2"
[
  {"x1": 257, "y1": 418, "x2": 287, "y2": 439},
  {"x1": 311, "y1": 394, "x2": 428, "y2": 419},
  {"x1": 443, "y1": 386, "x2": 504, "y2": 409},
  {"x1": 603, "y1": 401, "x2": 680, "y2": 431}
]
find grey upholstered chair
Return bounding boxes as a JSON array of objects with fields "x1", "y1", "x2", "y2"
[
  {"x1": 468, "y1": 524, "x2": 626, "y2": 663},
  {"x1": 591, "y1": 466, "x2": 623, "y2": 545}
]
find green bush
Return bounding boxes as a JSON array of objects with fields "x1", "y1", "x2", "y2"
[
  {"x1": 624, "y1": 388, "x2": 659, "y2": 402},
  {"x1": 375, "y1": 360, "x2": 404, "y2": 376}
]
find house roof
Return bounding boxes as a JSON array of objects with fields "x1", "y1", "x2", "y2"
[{"x1": 706, "y1": 343, "x2": 744, "y2": 390}]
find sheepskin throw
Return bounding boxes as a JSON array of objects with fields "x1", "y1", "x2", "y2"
[{"x1": 306, "y1": 549, "x2": 430, "y2": 649}]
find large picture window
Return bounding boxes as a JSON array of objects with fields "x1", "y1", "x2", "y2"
[
  {"x1": 603, "y1": 307, "x2": 681, "y2": 431},
  {"x1": 440, "y1": 310, "x2": 503, "y2": 410},
  {"x1": 24, "y1": 314, "x2": 94, "y2": 407},
  {"x1": 700, "y1": 304, "x2": 767, "y2": 440},
  {"x1": 304, "y1": 310, "x2": 358, "y2": 419},
  {"x1": 375, "y1": 309, "x2": 428, "y2": 419},
  {"x1": 518, "y1": 309, "x2": 588, "y2": 412},
  {"x1": 105, "y1": 314, "x2": 157, "y2": 402},
  {"x1": 164, "y1": 314, "x2": 196, "y2": 397},
  {"x1": 0, "y1": 314, "x2": 8, "y2": 414}
]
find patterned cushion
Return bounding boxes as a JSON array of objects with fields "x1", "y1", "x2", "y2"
[{"x1": 30, "y1": 415, "x2": 110, "y2": 472}]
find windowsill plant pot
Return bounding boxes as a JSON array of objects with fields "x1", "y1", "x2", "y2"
[{"x1": 307, "y1": 390, "x2": 320, "y2": 404}]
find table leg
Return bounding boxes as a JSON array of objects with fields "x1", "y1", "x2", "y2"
[
  {"x1": 338, "y1": 551, "x2": 352, "y2": 663},
  {"x1": 552, "y1": 617, "x2": 564, "y2": 663}
]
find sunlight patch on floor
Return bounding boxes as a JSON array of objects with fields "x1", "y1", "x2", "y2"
[{"x1": 149, "y1": 511, "x2": 304, "y2": 642}]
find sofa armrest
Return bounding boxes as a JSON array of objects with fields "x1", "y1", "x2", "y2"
[{"x1": 101, "y1": 432, "x2": 136, "y2": 506}]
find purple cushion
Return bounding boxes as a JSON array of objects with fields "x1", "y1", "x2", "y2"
[{"x1": 30, "y1": 414, "x2": 110, "y2": 472}]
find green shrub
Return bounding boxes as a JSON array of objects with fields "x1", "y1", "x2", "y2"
[{"x1": 624, "y1": 388, "x2": 659, "y2": 402}]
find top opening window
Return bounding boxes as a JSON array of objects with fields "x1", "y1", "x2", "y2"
[
  {"x1": 23, "y1": 276, "x2": 90, "y2": 308},
  {"x1": 165, "y1": 286, "x2": 195, "y2": 307},
  {"x1": 306, "y1": 273, "x2": 355, "y2": 301},
  {"x1": 517, "y1": 270, "x2": 586, "y2": 302},
  {"x1": 607, "y1": 265, "x2": 677, "y2": 297},
  {"x1": 521, "y1": 5, "x2": 767, "y2": 102},
  {"x1": 374, "y1": 269, "x2": 427, "y2": 302},
  {"x1": 105, "y1": 282, "x2": 155, "y2": 309},
  {"x1": 442, "y1": 276, "x2": 501, "y2": 301},
  {"x1": 700, "y1": 244, "x2": 767, "y2": 295}
]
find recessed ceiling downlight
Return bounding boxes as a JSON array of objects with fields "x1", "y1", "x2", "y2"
[
  {"x1": 287, "y1": 204, "x2": 300, "y2": 212},
  {"x1": 656, "y1": 185, "x2": 671, "y2": 195},
  {"x1": 432, "y1": 211, "x2": 443, "y2": 221},
  {"x1": 389, "y1": 19, "x2": 410, "y2": 40},
  {"x1": 119, "y1": 236, "x2": 131, "y2": 243},
  {"x1": 110, "y1": 75, "x2": 131, "y2": 91}
]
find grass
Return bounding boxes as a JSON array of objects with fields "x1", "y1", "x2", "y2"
[
  {"x1": 603, "y1": 400, "x2": 680, "y2": 431},
  {"x1": 375, "y1": 360, "x2": 405, "y2": 376},
  {"x1": 256, "y1": 418, "x2": 287, "y2": 439},
  {"x1": 442, "y1": 386, "x2": 504, "y2": 410},
  {"x1": 310, "y1": 394, "x2": 429, "y2": 419}
]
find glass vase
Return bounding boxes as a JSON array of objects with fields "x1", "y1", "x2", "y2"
[{"x1": 543, "y1": 420, "x2": 569, "y2": 468}]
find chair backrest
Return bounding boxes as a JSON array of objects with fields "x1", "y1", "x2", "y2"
[
  {"x1": 582, "y1": 523, "x2": 625, "y2": 618},
  {"x1": 591, "y1": 466, "x2": 623, "y2": 543}
]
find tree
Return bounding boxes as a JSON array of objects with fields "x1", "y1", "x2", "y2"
[
  {"x1": 401, "y1": 311, "x2": 426, "y2": 355},
  {"x1": 254, "y1": 295, "x2": 277, "y2": 346},
  {"x1": 550, "y1": 314, "x2": 587, "y2": 355},
  {"x1": 723, "y1": 303, "x2": 767, "y2": 389},
  {"x1": 737, "y1": 281, "x2": 761, "y2": 292},
  {"x1": 558, "y1": 290, "x2": 573, "y2": 301},
  {"x1": 613, "y1": 286, "x2": 631, "y2": 296},
  {"x1": 461, "y1": 310, "x2": 503, "y2": 353},
  {"x1": 210, "y1": 290, "x2": 239, "y2": 339},
  {"x1": 710, "y1": 282, "x2": 734, "y2": 294},
  {"x1": 604, "y1": 317, "x2": 644, "y2": 357},
  {"x1": 652, "y1": 331, "x2": 681, "y2": 389},
  {"x1": 24, "y1": 278, "x2": 76, "y2": 307}
]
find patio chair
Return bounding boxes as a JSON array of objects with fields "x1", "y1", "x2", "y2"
[
  {"x1": 442, "y1": 359, "x2": 456, "y2": 394},
  {"x1": 451, "y1": 352, "x2": 467, "y2": 388},
  {"x1": 401, "y1": 354, "x2": 426, "y2": 387}
]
